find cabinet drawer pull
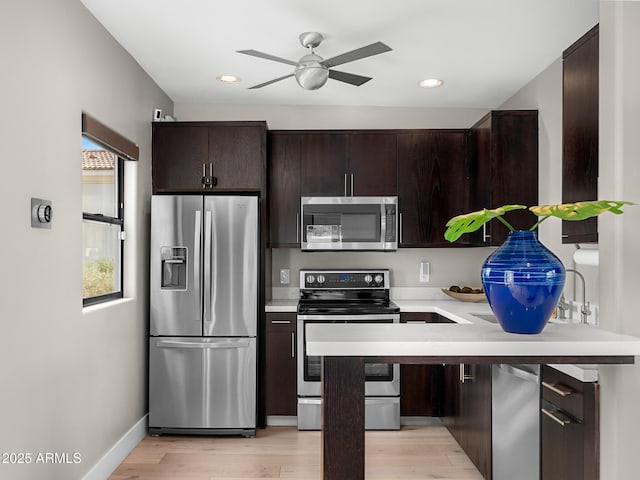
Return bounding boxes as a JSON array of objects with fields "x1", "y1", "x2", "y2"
[
  {"x1": 405, "y1": 320, "x2": 428, "y2": 324},
  {"x1": 542, "y1": 381, "x2": 573, "y2": 397},
  {"x1": 271, "y1": 320, "x2": 292, "y2": 324},
  {"x1": 542, "y1": 408, "x2": 571, "y2": 427}
]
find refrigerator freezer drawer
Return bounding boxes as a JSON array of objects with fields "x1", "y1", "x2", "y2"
[{"x1": 149, "y1": 337, "x2": 256, "y2": 434}]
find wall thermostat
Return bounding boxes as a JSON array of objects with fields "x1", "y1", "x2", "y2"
[{"x1": 31, "y1": 198, "x2": 53, "y2": 229}]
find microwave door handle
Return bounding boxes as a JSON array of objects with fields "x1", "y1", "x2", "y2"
[{"x1": 380, "y1": 203, "x2": 387, "y2": 243}]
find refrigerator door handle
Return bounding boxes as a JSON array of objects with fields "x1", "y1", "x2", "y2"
[
  {"x1": 155, "y1": 339, "x2": 252, "y2": 349},
  {"x1": 194, "y1": 210, "x2": 202, "y2": 323},
  {"x1": 203, "y1": 210, "x2": 212, "y2": 325}
]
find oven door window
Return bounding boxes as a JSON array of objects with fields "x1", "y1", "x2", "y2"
[{"x1": 303, "y1": 319, "x2": 393, "y2": 382}]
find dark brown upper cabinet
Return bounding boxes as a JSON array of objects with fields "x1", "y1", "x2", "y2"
[
  {"x1": 469, "y1": 110, "x2": 539, "y2": 246},
  {"x1": 268, "y1": 130, "x2": 398, "y2": 246},
  {"x1": 268, "y1": 133, "x2": 302, "y2": 247},
  {"x1": 397, "y1": 130, "x2": 469, "y2": 247},
  {"x1": 562, "y1": 25, "x2": 599, "y2": 244},
  {"x1": 299, "y1": 133, "x2": 349, "y2": 196},
  {"x1": 152, "y1": 121, "x2": 267, "y2": 193},
  {"x1": 347, "y1": 133, "x2": 397, "y2": 196}
]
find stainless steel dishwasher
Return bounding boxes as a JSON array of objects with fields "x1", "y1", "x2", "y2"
[{"x1": 492, "y1": 364, "x2": 540, "y2": 480}]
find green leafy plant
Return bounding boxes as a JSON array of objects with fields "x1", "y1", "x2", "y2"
[{"x1": 444, "y1": 200, "x2": 633, "y2": 242}]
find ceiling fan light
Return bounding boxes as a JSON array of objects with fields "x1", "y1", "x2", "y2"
[
  {"x1": 294, "y1": 64, "x2": 329, "y2": 90},
  {"x1": 419, "y1": 78, "x2": 444, "y2": 88}
]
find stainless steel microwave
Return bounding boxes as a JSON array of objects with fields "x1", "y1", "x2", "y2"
[{"x1": 301, "y1": 196, "x2": 398, "y2": 251}]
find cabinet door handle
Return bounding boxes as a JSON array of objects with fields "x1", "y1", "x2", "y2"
[
  {"x1": 399, "y1": 213, "x2": 404, "y2": 244},
  {"x1": 459, "y1": 364, "x2": 473, "y2": 383},
  {"x1": 271, "y1": 320, "x2": 291, "y2": 324},
  {"x1": 344, "y1": 174, "x2": 348, "y2": 196},
  {"x1": 350, "y1": 173, "x2": 354, "y2": 196},
  {"x1": 291, "y1": 332, "x2": 295, "y2": 358},
  {"x1": 202, "y1": 163, "x2": 206, "y2": 189},
  {"x1": 542, "y1": 381, "x2": 573, "y2": 397},
  {"x1": 405, "y1": 320, "x2": 428, "y2": 324},
  {"x1": 296, "y1": 213, "x2": 300, "y2": 243},
  {"x1": 483, "y1": 223, "x2": 491, "y2": 242},
  {"x1": 542, "y1": 408, "x2": 571, "y2": 427}
]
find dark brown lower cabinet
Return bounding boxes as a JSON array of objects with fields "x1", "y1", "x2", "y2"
[
  {"x1": 443, "y1": 363, "x2": 492, "y2": 479},
  {"x1": 399, "y1": 313, "x2": 451, "y2": 416},
  {"x1": 265, "y1": 313, "x2": 297, "y2": 416},
  {"x1": 541, "y1": 365, "x2": 599, "y2": 480}
]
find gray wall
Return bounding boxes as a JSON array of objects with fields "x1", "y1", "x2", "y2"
[
  {"x1": 0, "y1": 0, "x2": 171, "y2": 478},
  {"x1": 598, "y1": 2, "x2": 640, "y2": 478}
]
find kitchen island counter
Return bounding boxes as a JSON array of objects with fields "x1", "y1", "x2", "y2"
[{"x1": 309, "y1": 318, "x2": 640, "y2": 480}]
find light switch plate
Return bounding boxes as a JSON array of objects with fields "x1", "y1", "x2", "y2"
[{"x1": 419, "y1": 261, "x2": 430, "y2": 282}]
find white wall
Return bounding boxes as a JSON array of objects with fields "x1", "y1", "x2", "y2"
[
  {"x1": 174, "y1": 103, "x2": 487, "y2": 130},
  {"x1": 0, "y1": 1, "x2": 172, "y2": 478},
  {"x1": 598, "y1": 2, "x2": 640, "y2": 478}
]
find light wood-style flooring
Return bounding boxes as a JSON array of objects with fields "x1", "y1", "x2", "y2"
[{"x1": 110, "y1": 425, "x2": 483, "y2": 480}]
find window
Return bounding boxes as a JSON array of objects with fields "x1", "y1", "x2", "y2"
[{"x1": 81, "y1": 113, "x2": 138, "y2": 306}]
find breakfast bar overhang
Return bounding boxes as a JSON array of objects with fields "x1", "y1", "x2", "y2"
[{"x1": 306, "y1": 322, "x2": 640, "y2": 480}]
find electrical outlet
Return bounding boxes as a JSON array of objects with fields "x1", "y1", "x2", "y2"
[
  {"x1": 280, "y1": 269, "x2": 290, "y2": 284},
  {"x1": 419, "y1": 261, "x2": 430, "y2": 282}
]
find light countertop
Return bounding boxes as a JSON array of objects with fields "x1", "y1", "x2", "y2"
[
  {"x1": 305, "y1": 320, "x2": 640, "y2": 360},
  {"x1": 267, "y1": 297, "x2": 617, "y2": 378}
]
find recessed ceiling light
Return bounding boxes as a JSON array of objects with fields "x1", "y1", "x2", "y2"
[
  {"x1": 419, "y1": 78, "x2": 444, "y2": 89},
  {"x1": 217, "y1": 75, "x2": 241, "y2": 84}
]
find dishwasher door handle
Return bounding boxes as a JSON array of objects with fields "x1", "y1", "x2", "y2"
[{"x1": 497, "y1": 364, "x2": 540, "y2": 384}]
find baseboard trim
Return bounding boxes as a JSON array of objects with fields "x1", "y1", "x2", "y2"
[{"x1": 82, "y1": 414, "x2": 147, "y2": 480}]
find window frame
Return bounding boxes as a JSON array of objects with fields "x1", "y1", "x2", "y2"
[
  {"x1": 82, "y1": 149, "x2": 125, "y2": 307},
  {"x1": 81, "y1": 112, "x2": 138, "y2": 308}
]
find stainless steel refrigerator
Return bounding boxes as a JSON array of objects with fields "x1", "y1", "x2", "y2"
[{"x1": 149, "y1": 194, "x2": 258, "y2": 437}]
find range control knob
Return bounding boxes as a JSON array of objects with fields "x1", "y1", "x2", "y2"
[
  {"x1": 374, "y1": 274, "x2": 384, "y2": 284},
  {"x1": 306, "y1": 274, "x2": 315, "y2": 285},
  {"x1": 364, "y1": 274, "x2": 373, "y2": 284},
  {"x1": 316, "y1": 274, "x2": 326, "y2": 284}
]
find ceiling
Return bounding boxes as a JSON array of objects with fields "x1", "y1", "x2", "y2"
[{"x1": 80, "y1": 0, "x2": 598, "y2": 109}]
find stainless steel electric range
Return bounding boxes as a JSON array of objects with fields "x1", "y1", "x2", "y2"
[{"x1": 296, "y1": 269, "x2": 400, "y2": 430}]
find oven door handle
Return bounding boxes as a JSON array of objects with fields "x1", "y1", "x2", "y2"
[{"x1": 297, "y1": 314, "x2": 400, "y2": 321}]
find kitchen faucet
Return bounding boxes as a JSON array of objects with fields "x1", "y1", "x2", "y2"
[{"x1": 564, "y1": 269, "x2": 592, "y2": 324}]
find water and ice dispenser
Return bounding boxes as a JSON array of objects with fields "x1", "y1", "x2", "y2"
[{"x1": 160, "y1": 247, "x2": 187, "y2": 290}]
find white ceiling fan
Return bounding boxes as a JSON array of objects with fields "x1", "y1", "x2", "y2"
[{"x1": 237, "y1": 32, "x2": 392, "y2": 91}]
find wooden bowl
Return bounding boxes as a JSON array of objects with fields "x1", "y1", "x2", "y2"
[{"x1": 441, "y1": 288, "x2": 487, "y2": 303}]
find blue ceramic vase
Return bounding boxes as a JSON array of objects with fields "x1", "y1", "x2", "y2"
[{"x1": 481, "y1": 231, "x2": 565, "y2": 334}]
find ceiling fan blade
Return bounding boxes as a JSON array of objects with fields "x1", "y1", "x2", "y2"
[
  {"x1": 321, "y1": 41, "x2": 392, "y2": 68},
  {"x1": 248, "y1": 73, "x2": 294, "y2": 89},
  {"x1": 328, "y1": 70, "x2": 372, "y2": 86},
  {"x1": 237, "y1": 49, "x2": 298, "y2": 67}
]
